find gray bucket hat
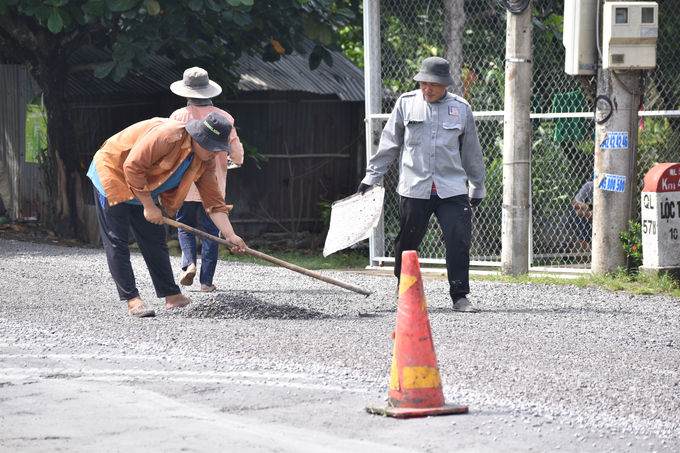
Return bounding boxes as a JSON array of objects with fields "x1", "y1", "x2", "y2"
[
  {"x1": 413, "y1": 57, "x2": 455, "y2": 86},
  {"x1": 170, "y1": 67, "x2": 222, "y2": 99},
  {"x1": 185, "y1": 112, "x2": 232, "y2": 153}
]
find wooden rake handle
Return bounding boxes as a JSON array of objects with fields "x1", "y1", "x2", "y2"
[{"x1": 164, "y1": 217, "x2": 371, "y2": 297}]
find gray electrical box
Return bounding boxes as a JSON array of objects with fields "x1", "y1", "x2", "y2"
[
  {"x1": 603, "y1": 1, "x2": 658, "y2": 69},
  {"x1": 563, "y1": 0, "x2": 599, "y2": 75}
]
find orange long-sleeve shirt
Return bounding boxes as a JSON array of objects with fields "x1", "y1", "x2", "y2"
[{"x1": 92, "y1": 118, "x2": 230, "y2": 217}]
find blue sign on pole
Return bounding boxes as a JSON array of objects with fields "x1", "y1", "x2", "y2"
[
  {"x1": 598, "y1": 174, "x2": 626, "y2": 193},
  {"x1": 600, "y1": 132, "x2": 628, "y2": 149}
]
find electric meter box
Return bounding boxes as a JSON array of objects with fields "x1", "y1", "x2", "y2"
[
  {"x1": 563, "y1": 0, "x2": 599, "y2": 75},
  {"x1": 603, "y1": 1, "x2": 658, "y2": 70}
]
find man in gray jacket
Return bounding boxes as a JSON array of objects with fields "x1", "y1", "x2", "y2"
[{"x1": 358, "y1": 57, "x2": 486, "y2": 312}]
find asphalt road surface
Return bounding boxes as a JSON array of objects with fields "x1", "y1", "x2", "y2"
[{"x1": 1, "y1": 238, "x2": 679, "y2": 452}]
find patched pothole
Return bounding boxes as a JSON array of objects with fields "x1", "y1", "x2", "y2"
[{"x1": 182, "y1": 292, "x2": 329, "y2": 320}]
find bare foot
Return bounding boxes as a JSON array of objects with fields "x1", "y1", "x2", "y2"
[
  {"x1": 166, "y1": 293, "x2": 192, "y2": 309},
  {"x1": 180, "y1": 263, "x2": 196, "y2": 286},
  {"x1": 128, "y1": 296, "x2": 144, "y2": 311},
  {"x1": 201, "y1": 283, "x2": 216, "y2": 292},
  {"x1": 127, "y1": 296, "x2": 155, "y2": 317}
]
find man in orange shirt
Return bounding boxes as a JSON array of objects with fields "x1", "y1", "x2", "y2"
[
  {"x1": 87, "y1": 112, "x2": 246, "y2": 318},
  {"x1": 170, "y1": 67, "x2": 244, "y2": 292}
]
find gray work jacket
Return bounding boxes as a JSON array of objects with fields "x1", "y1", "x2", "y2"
[{"x1": 362, "y1": 90, "x2": 486, "y2": 200}]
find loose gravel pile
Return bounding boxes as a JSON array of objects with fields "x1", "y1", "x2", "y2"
[
  {"x1": 185, "y1": 292, "x2": 329, "y2": 320},
  {"x1": 1, "y1": 238, "x2": 679, "y2": 443}
]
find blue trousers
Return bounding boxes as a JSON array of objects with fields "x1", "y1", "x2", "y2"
[
  {"x1": 94, "y1": 187, "x2": 180, "y2": 301},
  {"x1": 572, "y1": 210, "x2": 592, "y2": 242},
  {"x1": 176, "y1": 201, "x2": 220, "y2": 287},
  {"x1": 394, "y1": 194, "x2": 472, "y2": 302}
]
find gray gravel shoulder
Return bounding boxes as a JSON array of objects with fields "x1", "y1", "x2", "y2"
[{"x1": 1, "y1": 238, "x2": 679, "y2": 452}]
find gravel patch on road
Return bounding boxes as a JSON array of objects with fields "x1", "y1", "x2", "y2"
[
  {"x1": 1, "y1": 238, "x2": 679, "y2": 444},
  {"x1": 185, "y1": 292, "x2": 330, "y2": 320}
]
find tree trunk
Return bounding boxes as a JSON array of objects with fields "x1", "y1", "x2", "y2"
[
  {"x1": 30, "y1": 58, "x2": 87, "y2": 240},
  {"x1": 0, "y1": 11, "x2": 93, "y2": 241},
  {"x1": 443, "y1": 0, "x2": 466, "y2": 96}
]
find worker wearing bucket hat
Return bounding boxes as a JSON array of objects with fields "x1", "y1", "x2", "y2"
[
  {"x1": 357, "y1": 56, "x2": 486, "y2": 312},
  {"x1": 170, "y1": 67, "x2": 244, "y2": 293},
  {"x1": 413, "y1": 56, "x2": 457, "y2": 86},
  {"x1": 86, "y1": 111, "x2": 247, "y2": 318}
]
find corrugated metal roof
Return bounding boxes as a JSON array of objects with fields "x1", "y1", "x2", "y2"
[
  {"x1": 67, "y1": 46, "x2": 177, "y2": 98},
  {"x1": 234, "y1": 40, "x2": 364, "y2": 101},
  {"x1": 67, "y1": 40, "x2": 364, "y2": 102}
]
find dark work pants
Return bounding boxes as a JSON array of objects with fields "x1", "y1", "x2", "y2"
[
  {"x1": 393, "y1": 194, "x2": 472, "y2": 302},
  {"x1": 94, "y1": 187, "x2": 180, "y2": 301}
]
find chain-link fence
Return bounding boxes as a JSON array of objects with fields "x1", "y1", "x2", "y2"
[{"x1": 365, "y1": 0, "x2": 680, "y2": 270}]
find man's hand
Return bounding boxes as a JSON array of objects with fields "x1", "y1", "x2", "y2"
[
  {"x1": 143, "y1": 204, "x2": 164, "y2": 224},
  {"x1": 571, "y1": 199, "x2": 592, "y2": 222},
  {"x1": 358, "y1": 183, "x2": 370, "y2": 195},
  {"x1": 210, "y1": 211, "x2": 246, "y2": 253},
  {"x1": 469, "y1": 197, "x2": 483, "y2": 208},
  {"x1": 224, "y1": 233, "x2": 246, "y2": 254},
  {"x1": 132, "y1": 189, "x2": 164, "y2": 224}
]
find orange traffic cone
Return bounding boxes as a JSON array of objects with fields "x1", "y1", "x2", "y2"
[{"x1": 367, "y1": 250, "x2": 468, "y2": 418}]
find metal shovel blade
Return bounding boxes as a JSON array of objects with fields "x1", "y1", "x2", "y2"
[{"x1": 323, "y1": 185, "x2": 385, "y2": 257}]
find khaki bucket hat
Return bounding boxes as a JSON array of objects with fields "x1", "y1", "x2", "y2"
[
  {"x1": 170, "y1": 67, "x2": 222, "y2": 99},
  {"x1": 413, "y1": 57, "x2": 455, "y2": 86}
]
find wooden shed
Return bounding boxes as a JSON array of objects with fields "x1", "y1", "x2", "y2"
[{"x1": 0, "y1": 41, "x2": 365, "y2": 241}]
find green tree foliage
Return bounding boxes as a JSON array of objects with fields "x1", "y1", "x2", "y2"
[
  {"x1": 0, "y1": 0, "x2": 359, "y2": 239},
  {"x1": 0, "y1": 0, "x2": 358, "y2": 80},
  {"x1": 336, "y1": 3, "x2": 363, "y2": 68}
]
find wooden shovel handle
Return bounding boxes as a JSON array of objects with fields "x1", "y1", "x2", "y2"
[{"x1": 164, "y1": 217, "x2": 371, "y2": 296}]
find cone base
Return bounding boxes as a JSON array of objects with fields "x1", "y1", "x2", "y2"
[{"x1": 365, "y1": 403, "x2": 468, "y2": 419}]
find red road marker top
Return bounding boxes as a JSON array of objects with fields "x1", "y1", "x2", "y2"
[{"x1": 642, "y1": 163, "x2": 680, "y2": 193}]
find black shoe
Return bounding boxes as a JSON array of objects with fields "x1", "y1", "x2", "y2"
[{"x1": 452, "y1": 297, "x2": 479, "y2": 313}]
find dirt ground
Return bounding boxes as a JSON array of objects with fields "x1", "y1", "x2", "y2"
[{"x1": 0, "y1": 223, "x2": 95, "y2": 249}]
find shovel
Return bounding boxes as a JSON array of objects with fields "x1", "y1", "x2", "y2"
[
  {"x1": 323, "y1": 185, "x2": 385, "y2": 257},
  {"x1": 164, "y1": 217, "x2": 371, "y2": 297}
]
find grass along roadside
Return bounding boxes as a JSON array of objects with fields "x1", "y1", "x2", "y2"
[{"x1": 472, "y1": 268, "x2": 680, "y2": 298}]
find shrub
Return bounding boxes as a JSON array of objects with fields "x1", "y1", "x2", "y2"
[{"x1": 620, "y1": 220, "x2": 643, "y2": 271}]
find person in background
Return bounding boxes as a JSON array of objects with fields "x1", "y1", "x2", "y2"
[
  {"x1": 357, "y1": 57, "x2": 486, "y2": 313},
  {"x1": 87, "y1": 112, "x2": 246, "y2": 318},
  {"x1": 170, "y1": 67, "x2": 244, "y2": 293},
  {"x1": 571, "y1": 180, "x2": 593, "y2": 251}
]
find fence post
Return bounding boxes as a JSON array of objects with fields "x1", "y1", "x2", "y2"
[
  {"x1": 501, "y1": 2, "x2": 533, "y2": 276},
  {"x1": 363, "y1": 0, "x2": 385, "y2": 268}
]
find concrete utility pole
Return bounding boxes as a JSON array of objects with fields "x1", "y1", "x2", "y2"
[
  {"x1": 501, "y1": 2, "x2": 533, "y2": 276},
  {"x1": 592, "y1": 69, "x2": 639, "y2": 273}
]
